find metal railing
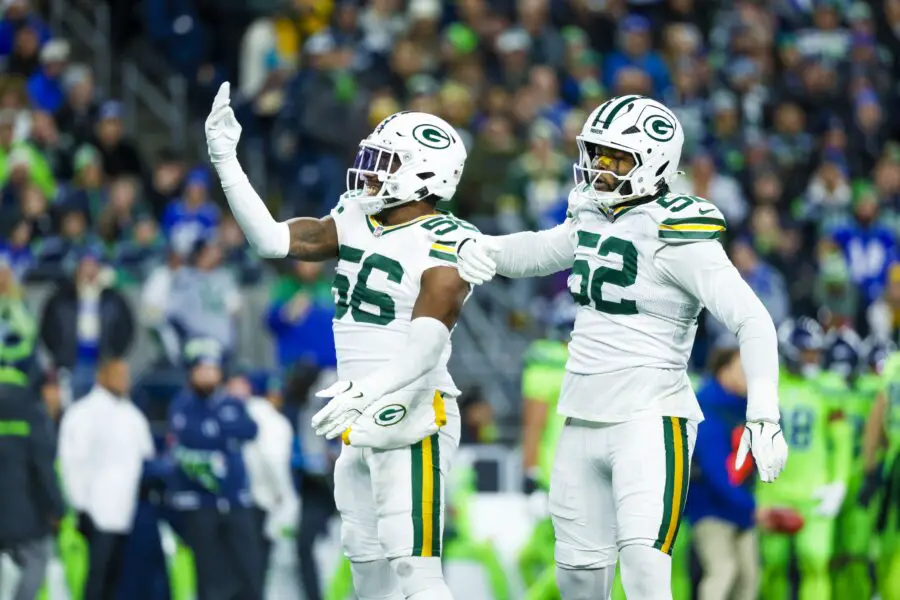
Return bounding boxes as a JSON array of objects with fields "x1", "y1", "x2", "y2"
[
  {"x1": 48, "y1": 0, "x2": 190, "y2": 152},
  {"x1": 121, "y1": 63, "x2": 189, "y2": 151},
  {"x1": 48, "y1": 0, "x2": 111, "y2": 96}
]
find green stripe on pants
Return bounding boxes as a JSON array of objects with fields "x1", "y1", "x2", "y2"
[
  {"x1": 671, "y1": 419, "x2": 690, "y2": 550},
  {"x1": 655, "y1": 418, "x2": 676, "y2": 552},
  {"x1": 411, "y1": 440, "x2": 424, "y2": 556}
]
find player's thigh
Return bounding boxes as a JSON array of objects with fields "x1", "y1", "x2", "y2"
[
  {"x1": 610, "y1": 416, "x2": 698, "y2": 555},
  {"x1": 795, "y1": 514, "x2": 834, "y2": 570},
  {"x1": 549, "y1": 421, "x2": 617, "y2": 569},
  {"x1": 334, "y1": 445, "x2": 382, "y2": 561},
  {"x1": 368, "y1": 413, "x2": 461, "y2": 560}
]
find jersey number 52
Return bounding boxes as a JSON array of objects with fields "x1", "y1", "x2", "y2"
[{"x1": 570, "y1": 235, "x2": 638, "y2": 315}]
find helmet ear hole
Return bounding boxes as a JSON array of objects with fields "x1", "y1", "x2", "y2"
[{"x1": 655, "y1": 161, "x2": 670, "y2": 177}]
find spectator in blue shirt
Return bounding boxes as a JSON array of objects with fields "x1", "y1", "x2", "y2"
[
  {"x1": 167, "y1": 338, "x2": 263, "y2": 600},
  {"x1": 0, "y1": 0, "x2": 51, "y2": 58},
  {"x1": 830, "y1": 187, "x2": 897, "y2": 305},
  {"x1": 161, "y1": 167, "x2": 220, "y2": 257},
  {"x1": 602, "y1": 15, "x2": 671, "y2": 97},
  {"x1": 686, "y1": 348, "x2": 763, "y2": 600},
  {"x1": 0, "y1": 218, "x2": 34, "y2": 280},
  {"x1": 26, "y1": 39, "x2": 68, "y2": 113},
  {"x1": 266, "y1": 261, "x2": 337, "y2": 372}
]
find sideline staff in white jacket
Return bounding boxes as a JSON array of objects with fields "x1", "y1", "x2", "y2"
[
  {"x1": 228, "y1": 374, "x2": 299, "y2": 580},
  {"x1": 58, "y1": 359, "x2": 154, "y2": 600}
]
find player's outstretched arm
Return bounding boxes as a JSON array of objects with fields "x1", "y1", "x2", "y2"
[
  {"x1": 658, "y1": 240, "x2": 788, "y2": 482},
  {"x1": 206, "y1": 82, "x2": 338, "y2": 261},
  {"x1": 311, "y1": 267, "x2": 468, "y2": 439},
  {"x1": 457, "y1": 223, "x2": 576, "y2": 285}
]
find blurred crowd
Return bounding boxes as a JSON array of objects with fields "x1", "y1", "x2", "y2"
[
  {"x1": 0, "y1": 0, "x2": 900, "y2": 598},
  {"x1": 114, "y1": 0, "x2": 900, "y2": 350}
]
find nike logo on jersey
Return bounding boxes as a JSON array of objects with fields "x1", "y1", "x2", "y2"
[{"x1": 698, "y1": 208, "x2": 717, "y2": 215}]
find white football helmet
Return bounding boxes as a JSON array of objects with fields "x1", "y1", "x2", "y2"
[
  {"x1": 574, "y1": 95, "x2": 684, "y2": 210},
  {"x1": 347, "y1": 111, "x2": 467, "y2": 215}
]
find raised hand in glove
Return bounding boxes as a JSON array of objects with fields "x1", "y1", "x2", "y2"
[
  {"x1": 735, "y1": 420, "x2": 789, "y2": 483},
  {"x1": 205, "y1": 82, "x2": 242, "y2": 164}
]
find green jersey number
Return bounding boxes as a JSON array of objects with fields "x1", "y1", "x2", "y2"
[
  {"x1": 570, "y1": 236, "x2": 638, "y2": 315},
  {"x1": 785, "y1": 405, "x2": 815, "y2": 450},
  {"x1": 657, "y1": 194, "x2": 704, "y2": 213},
  {"x1": 334, "y1": 246, "x2": 403, "y2": 326}
]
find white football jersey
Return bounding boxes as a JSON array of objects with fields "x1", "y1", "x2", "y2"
[
  {"x1": 329, "y1": 192, "x2": 475, "y2": 397},
  {"x1": 559, "y1": 187, "x2": 728, "y2": 423}
]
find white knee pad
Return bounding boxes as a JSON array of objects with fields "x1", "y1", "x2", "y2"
[
  {"x1": 350, "y1": 559, "x2": 404, "y2": 600},
  {"x1": 619, "y1": 543, "x2": 673, "y2": 600},
  {"x1": 555, "y1": 565, "x2": 615, "y2": 600},
  {"x1": 388, "y1": 556, "x2": 453, "y2": 600}
]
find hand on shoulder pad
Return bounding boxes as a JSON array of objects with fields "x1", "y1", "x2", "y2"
[{"x1": 457, "y1": 237, "x2": 499, "y2": 285}]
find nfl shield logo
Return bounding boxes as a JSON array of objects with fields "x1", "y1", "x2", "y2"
[{"x1": 373, "y1": 226, "x2": 384, "y2": 237}]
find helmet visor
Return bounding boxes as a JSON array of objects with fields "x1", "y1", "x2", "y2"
[
  {"x1": 573, "y1": 139, "x2": 639, "y2": 196},
  {"x1": 346, "y1": 142, "x2": 403, "y2": 198}
]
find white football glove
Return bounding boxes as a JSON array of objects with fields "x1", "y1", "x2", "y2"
[
  {"x1": 735, "y1": 421, "x2": 789, "y2": 483},
  {"x1": 205, "y1": 82, "x2": 242, "y2": 164},
  {"x1": 812, "y1": 481, "x2": 847, "y2": 518},
  {"x1": 456, "y1": 238, "x2": 499, "y2": 285},
  {"x1": 311, "y1": 380, "x2": 376, "y2": 440}
]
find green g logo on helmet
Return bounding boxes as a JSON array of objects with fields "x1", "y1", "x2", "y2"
[
  {"x1": 643, "y1": 115, "x2": 676, "y2": 142},
  {"x1": 374, "y1": 404, "x2": 407, "y2": 427},
  {"x1": 412, "y1": 124, "x2": 452, "y2": 149}
]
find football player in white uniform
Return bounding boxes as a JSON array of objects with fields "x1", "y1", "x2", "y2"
[
  {"x1": 455, "y1": 95, "x2": 789, "y2": 600},
  {"x1": 205, "y1": 83, "x2": 475, "y2": 600}
]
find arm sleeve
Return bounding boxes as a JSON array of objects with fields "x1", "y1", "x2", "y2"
[
  {"x1": 361, "y1": 316, "x2": 450, "y2": 399},
  {"x1": 522, "y1": 365, "x2": 560, "y2": 403},
  {"x1": 491, "y1": 222, "x2": 576, "y2": 278},
  {"x1": 58, "y1": 408, "x2": 89, "y2": 510},
  {"x1": 657, "y1": 241, "x2": 780, "y2": 423},
  {"x1": 217, "y1": 400, "x2": 259, "y2": 441},
  {"x1": 828, "y1": 413, "x2": 854, "y2": 485},
  {"x1": 29, "y1": 405, "x2": 65, "y2": 520},
  {"x1": 213, "y1": 156, "x2": 291, "y2": 258}
]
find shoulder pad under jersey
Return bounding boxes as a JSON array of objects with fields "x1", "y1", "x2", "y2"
[{"x1": 653, "y1": 193, "x2": 727, "y2": 243}]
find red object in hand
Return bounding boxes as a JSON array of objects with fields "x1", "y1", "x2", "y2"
[{"x1": 765, "y1": 507, "x2": 805, "y2": 534}]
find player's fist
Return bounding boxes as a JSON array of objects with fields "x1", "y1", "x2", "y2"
[
  {"x1": 311, "y1": 380, "x2": 375, "y2": 440},
  {"x1": 457, "y1": 237, "x2": 499, "y2": 285},
  {"x1": 735, "y1": 421, "x2": 788, "y2": 483},
  {"x1": 205, "y1": 82, "x2": 242, "y2": 164}
]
